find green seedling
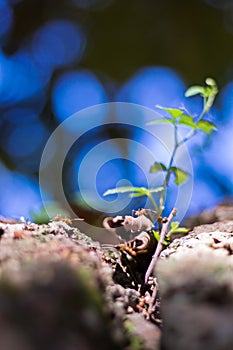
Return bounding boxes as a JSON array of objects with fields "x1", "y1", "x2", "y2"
[
  {"x1": 104, "y1": 77, "x2": 218, "y2": 218},
  {"x1": 104, "y1": 78, "x2": 218, "y2": 282},
  {"x1": 152, "y1": 221, "x2": 189, "y2": 246}
]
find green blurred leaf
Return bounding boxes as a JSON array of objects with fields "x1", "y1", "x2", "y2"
[
  {"x1": 205, "y1": 77, "x2": 218, "y2": 89},
  {"x1": 103, "y1": 186, "x2": 163, "y2": 198},
  {"x1": 155, "y1": 105, "x2": 183, "y2": 119},
  {"x1": 185, "y1": 85, "x2": 204, "y2": 97},
  {"x1": 178, "y1": 114, "x2": 197, "y2": 128},
  {"x1": 148, "y1": 187, "x2": 164, "y2": 193},
  {"x1": 186, "y1": 78, "x2": 218, "y2": 114},
  {"x1": 163, "y1": 239, "x2": 170, "y2": 246},
  {"x1": 196, "y1": 120, "x2": 217, "y2": 134},
  {"x1": 170, "y1": 221, "x2": 179, "y2": 230},
  {"x1": 152, "y1": 230, "x2": 160, "y2": 242},
  {"x1": 167, "y1": 221, "x2": 189, "y2": 237},
  {"x1": 129, "y1": 192, "x2": 147, "y2": 198},
  {"x1": 103, "y1": 186, "x2": 147, "y2": 196},
  {"x1": 150, "y1": 162, "x2": 167, "y2": 173},
  {"x1": 173, "y1": 227, "x2": 189, "y2": 233},
  {"x1": 152, "y1": 230, "x2": 170, "y2": 245},
  {"x1": 170, "y1": 167, "x2": 189, "y2": 185}
]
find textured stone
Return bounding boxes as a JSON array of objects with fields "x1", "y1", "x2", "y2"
[
  {"x1": 157, "y1": 221, "x2": 233, "y2": 350},
  {"x1": 0, "y1": 220, "x2": 161, "y2": 350}
]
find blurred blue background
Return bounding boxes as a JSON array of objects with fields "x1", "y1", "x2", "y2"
[{"x1": 0, "y1": 0, "x2": 233, "y2": 224}]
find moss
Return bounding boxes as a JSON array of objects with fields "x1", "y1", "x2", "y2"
[{"x1": 124, "y1": 319, "x2": 144, "y2": 350}]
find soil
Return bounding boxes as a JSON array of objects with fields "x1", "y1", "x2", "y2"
[{"x1": 0, "y1": 205, "x2": 232, "y2": 350}]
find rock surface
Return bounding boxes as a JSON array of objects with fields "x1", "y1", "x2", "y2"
[
  {"x1": 157, "y1": 220, "x2": 233, "y2": 350},
  {"x1": 0, "y1": 219, "x2": 161, "y2": 350},
  {"x1": 1, "y1": 216, "x2": 233, "y2": 350}
]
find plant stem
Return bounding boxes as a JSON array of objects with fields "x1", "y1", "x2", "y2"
[
  {"x1": 145, "y1": 207, "x2": 177, "y2": 283},
  {"x1": 146, "y1": 278, "x2": 158, "y2": 320},
  {"x1": 177, "y1": 103, "x2": 209, "y2": 147},
  {"x1": 158, "y1": 125, "x2": 178, "y2": 215},
  {"x1": 158, "y1": 101, "x2": 211, "y2": 214},
  {"x1": 149, "y1": 82, "x2": 217, "y2": 217},
  {"x1": 148, "y1": 193, "x2": 159, "y2": 213}
]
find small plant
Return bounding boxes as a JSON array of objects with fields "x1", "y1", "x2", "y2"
[
  {"x1": 103, "y1": 78, "x2": 218, "y2": 282},
  {"x1": 104, "y1": 77, "x2": 218, "y2": 217}
]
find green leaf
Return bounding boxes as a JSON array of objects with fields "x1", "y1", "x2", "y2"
[
  {"x1": 185, "y1": 85, "x2": 204, "y2": 97},
  {"x1": 196, "y1": 120, "x2": 217, "y2": 134},
  {"x1": 170, "y1": 167, "x2": 189, "y2": 185},
  {"x1": 178, "y1": 114, "x2": 197, "y2": 128},
  {"x1": 163, "y1": 239, "x2": 170, "y2": 246},
  {"x1": 170, "y1": 221, "x2": 179, "y2": 230},
  {"x1": 167, "y1": 221, "x2": 189, "y2": 237},
  {"x1": 129, "y1": 192, "x2": 145, "y2": 198},
  {"x1": 185, "y1": 78, "x2": 218, "y2": 115},
  {"x1": 103, "y1": 186, "x2": 147, "y2": 196},
  {"x1": 147, "y1": 118, "x2": 175, "y2": 125},
  {"x1": 173, "y1": 227, "x2": 189, "y2": 233},
  {"x1": 150, "y1": 162, "x2": 167, "y2": 173},
  {"x1": 153, "y1": 230, "x2": 171, "y2": 245},
  {"x1": 148, "y1": 187, "x2": 164, "y2": 193},
  {"x1": 152, "y1": 230, "x2": 160, "y2": 242},
  {"x1": 103, "y1": 186, "x2": 163, "y2": 199},
  {"x1": 155, "y1": 105, "x2": 183, "y2": 119},
  {"x1": 205, "y1": 77, "x2": 218, "y2": 89}
]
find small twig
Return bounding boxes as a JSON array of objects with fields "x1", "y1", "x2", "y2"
[
  {"x1": 146, "y1": 278, "x2": 158, "y2": 320},
  {"x1": 145, "y1": 208, "x2": 177, "y2": 283}
]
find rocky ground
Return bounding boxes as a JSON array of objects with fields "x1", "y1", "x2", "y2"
[
  {"x1": 0, "y1": 206, "x2": 232, "y2": 350},
  {"x1": 157, "y1": 219, "x2": 233, "y2": 350}
]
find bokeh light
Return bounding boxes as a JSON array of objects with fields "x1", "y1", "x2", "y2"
[
  {"x1": 0, "y1": 163, "x2": 41, "y2": 219},
  {"x1": 0, "y1": 107, "x2": 49, "y2": 174},
  {"x1": 116, "y1": 66, "x2": 186, "y2": 109},
  {"x1": 2, "y1": 107, "x2": 39, "y2": 125},
  {"x1": 0, "y1": 19, "x2": 86, "y2": 107},
  {"x1": 185, "y1": 149, "x2": 231, "y2": 218},
  {"x1": 31, "y1": 20, "x2": 86, "y2": 80},
  {"x1": 52, "y1": 69, "x2": 107, "y2": 124},
  {"x1": 220, "y1": 81, "x2": 233, "y2": 124},
  {"x1": 197, "y1": 82, "x2": 233, "y2": 190},
  {"x1": 5, "y1": 122, "x2": 47, "y2": 158},
  {"x1": 0, "y1": 50, "x2": 45, "y2": 106}
]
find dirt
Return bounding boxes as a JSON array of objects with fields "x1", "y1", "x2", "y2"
[
  {"x1": 0, "y1": 219, "x2": 161, "y2": 350},
  {"x1": 0, "y1": 209, "x2": 232, "y2": 350}
]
